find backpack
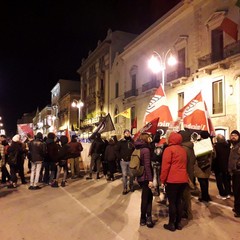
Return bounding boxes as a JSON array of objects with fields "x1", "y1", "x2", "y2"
[{"x1": 129, "y1": 149, "x2": 144, "y2": 177}]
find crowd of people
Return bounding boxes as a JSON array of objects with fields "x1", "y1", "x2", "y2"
[{"x1": 0, "y1": 128, "x2": 240, "y2": 232}]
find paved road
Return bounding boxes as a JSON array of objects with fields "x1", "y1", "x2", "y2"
[{"x1": 1, "y1": 173, "x2": 239, "y2": 240}]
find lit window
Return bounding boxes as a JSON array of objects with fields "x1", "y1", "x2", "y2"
[{"x1": 212, "y1": 80, "x2": 223, "y2": 114}]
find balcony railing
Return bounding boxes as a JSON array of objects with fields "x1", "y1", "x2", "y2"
[
  {"x1": 166, "y1": 68, "x2": 190, "y2": 83},
  {"x1": 142, "y1": 80, "x2": 160, "y2": 92},
  {"x1": 198, "y1": 40, "x2": 240, "y2": 68},
  {"x1": 124, "y1": 88, "x2": 138, "y2": 99}
]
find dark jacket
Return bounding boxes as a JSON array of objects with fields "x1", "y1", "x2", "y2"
[
  {"x1": 115, "y1": 136, "x2": 134, "y2": 162},
  {"x1": 45, "y1": 138, "x2": 59, "y2": 163},
  {"x1": 29, "y1": 138, "x2": 46, "y2": 163},
  {"x1": 68, "y1": 140, "x2": 83, "y2": 158},
  {"x1": 104, "y1": 141, "x2": 117, "y2": 162},
  {"x1": 213, "y1": 141, "x2": 230, "y2": 173},
  {"x1": 135, "y1": 140, "x2": 153, "y2": 182},
  {"x1": 160, "y1": 132, "x2": 188, "y2": 184},
  {"x1": 89, "y1": 137, "x2": 106, "y2": 156},
  {"x1": 228, "y1": 142, "x2": 240, "y2": 174},
  {"x1": 8, "y1": 141, "x2": 26, "y2": 165}
]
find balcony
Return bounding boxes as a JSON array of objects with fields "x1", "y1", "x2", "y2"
[
  {"x1": 166, "y1": 68, "x2": 190, "y2": 83},
  {"x1": 198, "y1": 40, "x2": 240, "y2": 68},
  {"x1": 142, "y1": 80, "x2": 160, "y2": 92},
  {"x1": 124, "y1": 88, "x2": 138, "y2": 99}
]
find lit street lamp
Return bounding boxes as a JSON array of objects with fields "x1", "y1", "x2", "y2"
[
  {"x1": 148, "y1": 49, "x2": 177, "y2": 90},
  {"x1": 71, "y1": 99, "x2": 84, "y2": 130}
]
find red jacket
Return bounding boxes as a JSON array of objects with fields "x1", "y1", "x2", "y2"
[{"x1": 160, "y1": 132, "x2": 188, "y2": 184}]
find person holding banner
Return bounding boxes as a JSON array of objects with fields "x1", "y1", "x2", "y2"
[{"x1": 194, "y1": 131, "x2": 213, "y2": 203}]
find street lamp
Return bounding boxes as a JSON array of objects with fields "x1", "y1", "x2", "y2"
[
  {"x1": 148, "y1": 49, "x2": 177, "y2": 90},
  {"x1": 71, "y1": 99, "x2": 84, "y2": 130}
]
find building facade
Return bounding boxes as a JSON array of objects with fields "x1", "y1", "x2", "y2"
[{"x1": 109, "y1": 0, "x2": 240, "y2": 138}]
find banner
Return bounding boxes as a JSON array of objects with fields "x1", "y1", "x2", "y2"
[
  {"x1": 89, "y1": 113, "x2": 115, "y2": 139},
  {"x1": 17, "y1": 123, "x2": 34, "y2": 138},
  {"x1": 114, "y1": 108, "x2": 131, "y2": 119},
  {"x1": 133, "y1": 117, "x2": 159, "y2": 141},
  {"x1": 178, "y1": 92, "x2": 209, "y2": 132},
  {"x1": 144, "y1": 84, "x2": 173, "y2": 128}
]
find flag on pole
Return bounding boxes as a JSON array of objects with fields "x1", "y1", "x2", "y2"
[
  {"x1": 131, "y1": 117, "x2": 137, "y2": 130},
  {"x1": 144, "y1": 84, "x2": 173, "y2": 128},
  {"x1": 133, "y1": 117, "x2": 159, "y2": 141},
  {"x1": 178, "y1": 92, "x2": 209, "y2": 132},
  {"x1": 89, "y1": 113, "x2": 115, "y2": 139},
  {"x1": 114, "y1": 108, "x2": 131, "y2": 119},
  {"x1": 220, "y1": 17, "x2": 238, "y2": 41}
]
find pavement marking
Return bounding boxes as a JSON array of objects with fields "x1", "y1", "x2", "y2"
[
  {"x1": 60, "y1": 187, "x2": 125, "y2": 240},
  {"x1": 192, "y1": 196, "x2": 233, "y2": 210}
]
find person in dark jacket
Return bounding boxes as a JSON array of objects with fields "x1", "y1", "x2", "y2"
[
  {"x1": 7, "y1": 134, "x2": 27, "y2": 188},
  {"x1": 0, "y1": 135, "x2": 10, "y2": 184},
  {"x1": 160, "y1": 132, "x2": 188, "y2": 231},
  {"x1": 43, "y1": 132, "x2": 59, "y2": 184},
  {"x1": 213, "y1": 134, "x2": 231, "y2": 199},
  {"x1": 28, "y1": 132, "x2": 46, "y2": 190},
  {"x1": 228, "y1": 130, "x2": 240, "y2": 217},
  {"x1": 135, "y1": 133, "x2": 154, "y2": 228},
  {"x1": 86, "y1": 132, "x2": 106, "y2": 180},
  {"x1": 104, "y1": 137, "x2": 117, "y2": 181},
  {"x1": 52, "y1": 135, "x2": 70, "y2": 187},
  {"x1": 68, "y1": 135, "x2": 83, "y2": 179},
  {"x1": 115, "y1": 129, "x2": 135, "y2": 194}
]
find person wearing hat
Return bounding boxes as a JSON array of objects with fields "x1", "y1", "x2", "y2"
[
  {"x1": 228, "y1": 130, "x2": 240, "y2": 217},
  {"x1": 7, "y1": 134, "x2": 27, "y2": 188},
  {"x1": 115, "y1": 129, "x2": 135, "y2": 195},
  {"x1": 68, "y1": 135, "x2": 83, "y2": 179}
]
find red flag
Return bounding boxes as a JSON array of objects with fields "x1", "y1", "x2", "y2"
[
  {"x1": 65, "y1": 128, "x2": 71, "y2": 142},
  {"x1": 131, "y1": 117, "x2": 137, "y2": 130},
  {"x1": 220, "y1": 17, "x2": 238, "y2": 41},
  {"x1": 144, "y1": 85, "x2": 173, "y2": 128},
  {"x1": 133, "y1": 117, "x2": 159, "y2": 141},
  {"x1": 204, "y1": 102, "x2": 215, "y2": 136},
  {"x1": 178, "y1": 92, "x2": 208, "y2": 131}
]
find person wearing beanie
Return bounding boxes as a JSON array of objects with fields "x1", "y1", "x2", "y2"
[
  {"x1": 228, "y1": 130, "x2": 240, "y2": 217},
  {"x1": 7, "y1": 134, "x2": 27, "y2": 188},
  {"x1": 28, "y1": 132, "x2": 46, "y2": 190},
  {"x1": 115, "y1": 129, "x2": 135, "y2": 195}
]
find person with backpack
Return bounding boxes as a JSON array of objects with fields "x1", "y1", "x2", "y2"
[
  {"x1": 134, "y1": 132, "x2": 154, "y2": 228},
  {"x1": 115, "y1": 129, "x2": 135, "y2": 195}
]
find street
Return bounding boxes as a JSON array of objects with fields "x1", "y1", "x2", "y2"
[{"x1": 1, "y1": 172, "x2": 239, "y2": 240}]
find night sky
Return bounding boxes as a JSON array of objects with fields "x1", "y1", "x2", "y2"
[{"x1": 0, "y1": 0, "x2": 181, "y2": 136}]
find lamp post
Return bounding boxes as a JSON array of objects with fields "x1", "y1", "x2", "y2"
[
  {"x1": 71, "y1": 99, "x2": 84, "y2": 131},
  {"x1": 148, "y1": 49, "x2": 177, "y2": 90}
]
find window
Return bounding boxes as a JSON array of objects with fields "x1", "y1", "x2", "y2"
[
  {"x1": 178, "y1": 48, "x2": 186, "y2": 78},
  {"x1": 211, "y1": 29, "x2": 223, "y2": 63},
  {"x1": 178, "y1": 92, "x2": 184, "y2": 110},
  {"x1": 212, "y1": 80, "x2": 223, "y2": 114},
  {"x1": 114, "y1": 108, "x2": 118, "y2": 124},
  {"x1": 132, "y1": 74, "x2": 136, "y2": 90},
  {"x1": 115, "y1": 82, "x2": 119, "y2": 98}
]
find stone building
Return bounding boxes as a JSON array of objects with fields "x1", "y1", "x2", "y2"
[{"x1": 109, "y1": 0, "x2": 240, "y2": 138}]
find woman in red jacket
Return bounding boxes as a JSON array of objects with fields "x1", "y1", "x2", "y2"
[{"x1": 160, "y1": 132, "x2": 188, "y2": 231}]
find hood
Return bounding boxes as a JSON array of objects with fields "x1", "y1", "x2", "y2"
[
  {"x1": 178, "y1": 130, "x2": 191, "y2": 142},
  {"x1": 36, "y1": 132, "x2": 43, "y2": 140},
  {"x1": 168, "y1": 132, "x2": 182, "y2": 145},
  {"x1": 134, "y1": 139, "x2": 149, "y2": 149},
  {"x1": 60, "y1": 135, "x2": 68, "y2": 145}
]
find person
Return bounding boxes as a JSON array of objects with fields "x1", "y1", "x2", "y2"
[
  {"x1": 228, "y1": 130, "x2": 240, "y2": 217},
  {"x1": 104, "y1": 137, "x2": 117, "y2": 181},
  {"x1": 43, "y1": 132, "x2": 59, "y2": 184},
  {"x1": 68, "y1": 135, "x2": 83, "y2": 179},
  {"x1": 213, "y1": 134, "x2": 231, "y2": 200},
  {"x1": 179, "y1": 130, "x2": 196, "y2": 220},
  {"x1": 135, "y1": 133, "x2": 154, "y2": 228},
  {"x1": 86, "y1": 132, "x2": 105, "y2": 180},
  {"x1": 160, "y1": 132, "x2": 188, "y2": 232},
  {"x1": 7, "y1": 134, "x2": 27, "y2": 188},
  {"x1": 28, "y1": 132, "x2": 46, "y2": 190},
  {"x1": 115, "y1": 129, "x2": 134, "y2": 194},
  {"x1": 0, "y1": 135, "x2": 10, "y2": 184},
  {"x1": 52, "y1": 135, "x2": 70, "y2": 187},
  {"x1": 194, "y1": 131, "x2": 213, "y2": 203}
]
